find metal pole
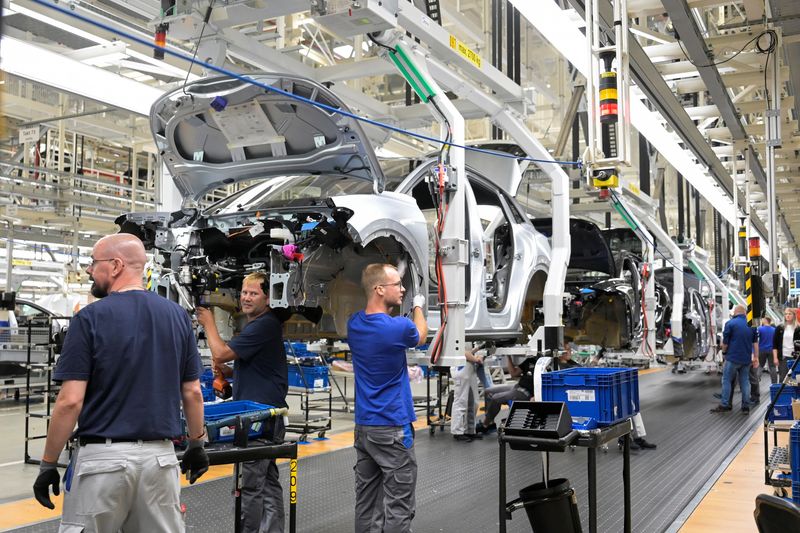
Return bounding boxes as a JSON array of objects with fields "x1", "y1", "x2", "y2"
[
  {"x1": 5, "y1": 223, "x2": 13, "y2": 291},
  {"x1": 588, "y1": 448, "x2": 597, "y2": 533},
  {"x1": 499, "y1": 438, "x2": 507, "y2": 533},
  {"x1": 766, "y1": 31, "x2": 780, "y2": 298}
]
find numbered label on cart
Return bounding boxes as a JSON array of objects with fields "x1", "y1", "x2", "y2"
[{"x1": 567, "y1": 389, "x2": 596, "y2": 402}]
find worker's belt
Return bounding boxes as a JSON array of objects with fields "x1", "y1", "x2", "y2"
[{"x1": 77, "y1": 436, "x2": 169, "y2": 446}]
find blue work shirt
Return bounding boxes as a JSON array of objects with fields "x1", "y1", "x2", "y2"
[
  {"x1": 54, "y1": 291, "x2": 202, "y2": 440},
  {"x1": 758, "y1": 325, "x2": 776, "y2": 352},
  {"x1": 228, "y1": 311, "x2": 288, "y2": 408},
  {"x1": 722, "y1": 314, "x2": 757, "y2": 365},
  {"x1": 347, "y1": 311, "x2": 419, "y2": 426}
]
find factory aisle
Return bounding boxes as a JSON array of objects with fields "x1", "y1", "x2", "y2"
[{"x1": 5, "y1": 369, "x2": 771, "y2": 533}]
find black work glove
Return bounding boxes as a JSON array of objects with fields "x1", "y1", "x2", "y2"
[
  {"x1": 181, "y1": 440, "x2": 209, "y2": 484},
  {"x1": 33, "y1": 460, "x2": 60, "y2": 509}
]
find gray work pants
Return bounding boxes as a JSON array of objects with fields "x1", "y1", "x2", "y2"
[
  {"x1": 451, "y1": 364, "x2": 479, "y2": 436},
  {"x1": 482, "y1": 383, "x2": 531, "y2": 426},
  {"x1": 241, "y1": 418, "x2": 286, "y2": 533},
  {"x1": 353, "y1": 424, "x2": 417, "y2": 533},
  {"x1": 59, "y1": 440, "x2": 182, "y2": 533},
  {"x1": 750, "y1": 350, "x2": 778, "y2": 400}
]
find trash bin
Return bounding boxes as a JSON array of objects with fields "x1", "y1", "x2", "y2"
[{"x1": 519, "y1": 477, "x2": 582, "y2": 533}]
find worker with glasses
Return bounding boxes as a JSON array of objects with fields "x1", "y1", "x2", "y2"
[
  {"x1": 347, "y1": 263, "x2": 427, "y2": 533},
  {"x1": 33, "y1": 233, "x2": 208, "y2": 531}
]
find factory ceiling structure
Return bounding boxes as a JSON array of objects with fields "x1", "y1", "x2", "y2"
[{"x1": 1, "y1": 0, "x2": 799, "y2": 294}]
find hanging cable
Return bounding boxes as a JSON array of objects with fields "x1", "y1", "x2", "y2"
[
  {"x1": 755, "y1": 30, "x2": 779, "y2": 109},
  {"x1": 181, "y1": 0, "x2": 215, "y2": 96},
  {"x1": 675, "y1": 28, "x2": 777, "y2": 70}
]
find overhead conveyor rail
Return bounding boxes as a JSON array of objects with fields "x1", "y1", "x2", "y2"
[
  {"x1": 372, "y1": 26, "x2": 572, "y2": 355},
  {"x1": 609, "y1": 188, "x2": 683, "y2": 358}
]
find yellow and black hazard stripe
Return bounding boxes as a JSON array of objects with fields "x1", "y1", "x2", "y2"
[{"x1": 744, "y1": 265, "x2": 753, "y2": 326}]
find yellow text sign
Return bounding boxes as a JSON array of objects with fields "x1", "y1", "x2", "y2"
[{"x1": 449, "y1": 35, "x2": 481, "y2": 68}]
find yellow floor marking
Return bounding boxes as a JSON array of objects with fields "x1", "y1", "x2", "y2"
[
  {"x1": 639, "y1": 366, "x2": 668, "y2": 376},
  {"x1": 0, "y1": 419, "x2": 431, "y2": 531}
]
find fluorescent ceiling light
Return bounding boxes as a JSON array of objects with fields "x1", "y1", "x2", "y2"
[
  {"x1": 333, "y1": 41, "x2": 370, "y2": 59},
  {"x1": 0, "y1": 37, "x2": 163, "y2": 116},
  {"x1": 5, "y1": 2, "x2": 107, "y2": 46},
  {"x1": 509, "y1": 0, "x2": 758, "y2": 240}
]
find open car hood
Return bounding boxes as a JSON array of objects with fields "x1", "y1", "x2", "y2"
[
  {"x1": 531, "y1": 218, "x2": 616, "y2": 276},
  {"x1": 150, "y1": 73, "x2": 385, "y2": 201}
]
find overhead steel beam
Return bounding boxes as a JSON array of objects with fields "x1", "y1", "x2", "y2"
[
  {"x1": 554, "y1": 84, "x2": 586, "y2": 158},
  {"x1": 663, "y1": 0, "x2": 797, "y2": 265},
  {"x1": 396, "y1": 1, "x2": 528, "y2": 104},
  {"x1": 567, "y1": 0, "x2": 773, "y2": 250},
  {"x1": 768, "y1": 0, "x2": 800, "y2": 126}
]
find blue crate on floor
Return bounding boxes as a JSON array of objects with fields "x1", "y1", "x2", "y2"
[
  {"x1": 769, "y1": 384, "x2": 800, "y2": 422},
  {"x1": 288, "y1": 364, "x2": 329, "y2": 390},
  {"x1": 203, "y1": 400, "x2": 275, "y2": 443},
  {"x1": 794, "y1": 482, "x2": 800, "y2": 506},
  {"x1": 541, "y1": 367, "x2": 639, "y2": 427},
  {"x1": 792, "y1": 422, "x2": 800, "y2": 487}
]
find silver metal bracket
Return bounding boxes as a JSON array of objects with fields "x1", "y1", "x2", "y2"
[{"x1": 438, "y1": 238, "x2": 469, "y2": 265}]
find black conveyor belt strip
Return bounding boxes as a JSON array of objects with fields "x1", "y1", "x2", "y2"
[{"x1": 11, "y1": 370, "x2": 769, "y2": 533}]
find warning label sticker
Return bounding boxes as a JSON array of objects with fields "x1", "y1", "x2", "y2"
[
  {"x1": 566, "y1": 389, "x2": 596, "y2": 402},
  {"x1": 449, "y1": 35, "x2": 482, "y2": 68}
]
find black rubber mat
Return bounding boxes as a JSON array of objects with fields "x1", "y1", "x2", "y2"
[{"x1": 11, "y1": 369, "x2": 770, "y2": 533}]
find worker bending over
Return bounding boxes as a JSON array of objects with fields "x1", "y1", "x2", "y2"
[
  {"x1": 198, "y1": 272, "x2": 288, "y2": 533},
  {"x1": 476, "y1": 355, "x2": 534, "y2": 434},
  {"x1": 348, "y1": 263, "x2": 427, "y2": 533},
  {"x1": 33, "y1": 234, "x2": 208, "y2": 532}
]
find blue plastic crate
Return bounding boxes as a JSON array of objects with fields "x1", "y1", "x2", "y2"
[
  {"x1": 203, "y1": 400, "x2": 276, "y2": 443},
  {"x1": 541, "y1": 367, "x2": 640, "y2": 426},
  {"x1": 769, "y1": 384, "x2": 800, "y2": 422},
  {"x1": 201, "y1": 368, "x2": 215, "y2": 389},
  {"x1": 200, "y1": 386, "x2": 216, "y2": 403},
  {"x1": 794, "y1": 482, "x2": 800, "y2": 506},
  {"x1": 786, "y1": 359, "x2": 800, "y2": 379},
  {"x1": 288, "y1": 364, "x2": 329, "y2": 390},
  {"x1": 791, "y1": 422, "x2": 800, "y2": 488},
  {"x1": 286, "y1": 341, "x2": 316, "y2": 359}
]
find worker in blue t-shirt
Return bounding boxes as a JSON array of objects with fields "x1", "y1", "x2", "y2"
[
  {"x1": 750, "y1": 317, "x2": 777, "y2": 402},
  {"x1": 711, "y1": 304, "x2": 759, "y2": 413},
  {"x1": 347, "y1": 263, "x2": 428, "y2": 533},
  {"x1": 197, "y1": 271, "x2": 288, "y2": 533},
  {"x1": 33, "y1": 234, "x2": 208, "y2": 531}
]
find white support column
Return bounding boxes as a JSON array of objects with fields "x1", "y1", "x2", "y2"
[
  {"x1": 418, "y1": 52, "x2": 570, "y2": 352},
  {"x1": 375, "y1": 36, "x2": 468, "y2": 366}
]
